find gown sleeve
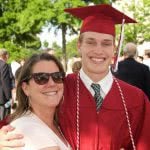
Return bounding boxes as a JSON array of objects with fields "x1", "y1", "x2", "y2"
[{"x1": 136, "y1": 95, "x2": 150, "y2": 150}]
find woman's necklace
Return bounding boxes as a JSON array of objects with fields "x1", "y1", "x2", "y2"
[{"x1": 76, "y1": 73, "x2": 136, "y2": 150}]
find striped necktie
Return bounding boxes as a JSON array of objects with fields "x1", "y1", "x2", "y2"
[{"x1": 91, "y1": 83, "x2": 103, "y2": 111}]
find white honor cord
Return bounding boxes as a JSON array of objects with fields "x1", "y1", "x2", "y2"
[
  {"x1": 114, "y1": 77, "x2": 136, "y2": 150},
  {"x1": 76, "y1": 73, "x2": 136, "y2": 150},
  {"x1": 76, "y1": 73, "x2": 80, "y2": 150},
  {"x1": 114, "y1": 18, "x2": 125, "y2": 72}
]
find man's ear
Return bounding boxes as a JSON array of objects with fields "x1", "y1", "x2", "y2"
[{"x1": 22, "y1": 82, "x2": 29, "y2": 96}]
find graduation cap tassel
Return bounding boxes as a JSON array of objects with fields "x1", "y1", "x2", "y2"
[{"x1": 113, "y1": 18, "x2": 125, "y2": 72}]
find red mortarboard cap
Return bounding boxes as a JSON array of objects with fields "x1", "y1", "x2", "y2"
[{"x1": 65, "y1": 4, "x2": 136, "y2": 36}]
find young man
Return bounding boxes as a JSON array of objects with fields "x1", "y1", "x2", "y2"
[{"x1": 0, "y1": 4, "x2": 150, "y2": 150}]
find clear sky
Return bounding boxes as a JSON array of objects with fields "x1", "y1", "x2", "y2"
[{"x1": 37, "y1": 27, "x2": 62, "y2": 48}]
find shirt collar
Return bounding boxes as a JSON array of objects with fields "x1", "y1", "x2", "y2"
[
  {"x1": 80, "y1": 68, "x2": 113, "y2": 97},
  {"x1": 80, "y1": 68, "x2": 93, "y2": 91},
  {"x1": 98, "y1": 70, "x2": 113, "y2": 96}
]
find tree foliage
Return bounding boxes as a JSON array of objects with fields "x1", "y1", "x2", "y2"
[
  {"x1": 49, "y1": 0, "x2": 86, "y2": 70},
  {"x1": 0, "y1": 0, "x2": 149, "y2": 63},
  {"x1": 115, "y1": 0, "x2": 150, "y2": 44},
  {"x1": 81, "y1": 0, "x2": 117, "y2": 4},
  {"x1": 66, "y1": 38, "x2": 79, "y2": 58},
  {"x1": 0, "y1": 0, "x2": 54, "y2": 61}
]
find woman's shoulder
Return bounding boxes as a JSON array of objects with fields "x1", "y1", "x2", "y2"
[
  {"x1": 10, "y1": 113, "x2": 58, "y2": 149},
  {"x1": 11, "y1": 112, "x2": 35, "y2": 127}
]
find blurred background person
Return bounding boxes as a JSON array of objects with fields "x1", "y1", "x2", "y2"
[
  {"x1": 143, "y1": 50, "x2": 150, "y2": 69},
  {"x1": 136, "y1": 55, "x2": 143, "y2": 63},
  {"x1": 20, "y1": 58, "x2": 26, "y2": 66},
  {"x1": 72, "y1": 60, "x2": 82, "y2": 73},
  {"x1": 0, "y1": 49, "x2": 12, "y2": 120},
  {"x1": 11, "y1": 60, "x2": 21, "y2": 77},
  {"x1": 11, "y1": 66, "x2": 23, "y2": 112},
  {"x1": 67, "y1": 55, "x2": 81, "y2": 74},
  {"x1": 114, "y1": 42, "x2": 150, "y2": 100}
]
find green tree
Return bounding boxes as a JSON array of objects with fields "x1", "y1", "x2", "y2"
[
  {"x1": 52, "y1": 41, "x2": 62, "y2": 59},
  {"x1": 81, "y1": 0, "x2": 118, "y2": 5},
  {"x1": 0, "y1": 0, "x2": 54, "y2": 60},
  {"x1": 66, "y1": 37, "x2": 79, "y2": 58},
  {"x1": 43, "y1": 40, "x2": 49, "y2": 49},
  {"x1": 115, "y1": 0, "x2": 150, "y2": 44},
  {"x1": 49, "y1": 0, "x2": 86, "y2": 71}
]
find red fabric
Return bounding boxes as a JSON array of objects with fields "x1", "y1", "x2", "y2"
[
  {"x1": 65, "y1": 4, "x2": 136, "y2": 36},
  {"x1": 58, "y1": 73, "x2": 150, "y2": 150},
  {"x1": 0, "y1": 117, "x2": 8, "y2": 129},
  {"x1": 80, "y1": 15, "x2": 115, "y2": 36}
]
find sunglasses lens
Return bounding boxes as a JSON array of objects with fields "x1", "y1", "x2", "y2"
[
  {"x1": 33, "y1": 73, "x2": 49, "y2": 85},
  {"x1": 31, "y1": 72, "x2": 65, "y2": 85},
  {"x1": 51, "y1": 72, "x2": 65, "y2": 83}
]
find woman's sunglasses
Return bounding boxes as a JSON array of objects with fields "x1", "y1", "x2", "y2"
[{"x1": 24, "y1": 72, "x2": 65, "y2": 85}]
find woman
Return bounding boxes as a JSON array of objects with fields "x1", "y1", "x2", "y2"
[{"x1": 8, "y1": 53, "x2": 71, "y2": 150}]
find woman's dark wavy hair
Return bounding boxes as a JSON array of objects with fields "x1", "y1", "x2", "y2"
[{"x1": 9, "y1": 53, "x2": 64, "y2": 122}]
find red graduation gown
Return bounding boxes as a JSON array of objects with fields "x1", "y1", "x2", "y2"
[
  {"x1": 0, "y1": 117, "x2": 8, "y2": 128},
  {"x1": 58, "y1": 73, "x2": 150, "y2": 150}
]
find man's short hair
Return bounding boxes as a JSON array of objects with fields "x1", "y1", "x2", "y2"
[{"x1": 123, "y1": 42, "x2": 137, "y2": 58}]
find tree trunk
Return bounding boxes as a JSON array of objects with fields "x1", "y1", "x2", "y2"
[{"x1": 61, "y1": 23, "x2": 67, "y2": 71}]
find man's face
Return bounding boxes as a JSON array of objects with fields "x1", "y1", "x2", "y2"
[{"x1": 78, "y1": 32, "x2": 115, "y2": 81}]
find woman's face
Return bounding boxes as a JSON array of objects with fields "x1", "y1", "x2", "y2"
[{"x1": 22, "y1": 60, "x2": 64, "y2": 112}]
